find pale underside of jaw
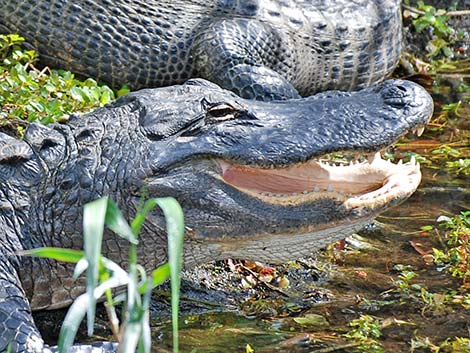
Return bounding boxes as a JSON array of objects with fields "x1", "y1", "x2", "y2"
[{"x1": 218, "y1": 152, "x2": 422, "y2": 210}]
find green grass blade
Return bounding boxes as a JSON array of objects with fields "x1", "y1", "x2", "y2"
[
  {"x1": 130, "y1": 199, "x2": 158, "y2": 236},
  {"x1": 126, "y1": 262, "x2": 139, "y2": 316},
  {"x1": 18, "y1": 247, "x2": 84, "y2": 263},
  {"x1": 137, "y1": 263, "x2": 170, "y2": 294},
  {"x1": 120, "y1": 321, "x2": 142, "y2": 353},
  {"x1": 151, "y1": 263, "x2": 171, "y2": 289},
  {"x1": 72, "y1": 258, "x2": 89, "y2": 280},
  {"x1": 155, "y1": 197, "x2": 184, "y2": 353},
  {"x1": 58, "y1": 274, "x2": 129, "y2": 353},
  {"x1": 58, "y1": 293, "x2": 89, "y2": 352},
  {"x1": 105, "y1": 198, "x2": 137, "y2": 244},
  {"x1": 83, "y1": 196, "x2": 108, "y2": 336},
  {"x1": 139, "y1": 285, "x2": 152, "y2": 353}
]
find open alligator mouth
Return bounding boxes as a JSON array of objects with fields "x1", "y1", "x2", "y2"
[{"x1": 218, "y1": 151, "x2": 421, "y2": 210}]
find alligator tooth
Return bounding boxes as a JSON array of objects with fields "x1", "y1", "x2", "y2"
[
  {"x1": 339, "y1": 189, "x2": 345, "y2": 195},
  {"x1": 292, "y1": 192, "x2": 298, "y2": 196},
  {"x1": 327, "y1": 185, "x2": 334, "y2": 192},
  {"x1": 398, "y1": 160, "x2": 403, "y2": 165},
  {"x1": 314, "y1": 186, "x2": 320, "y2": 192},
  {"x1": 371, "y1": 152, "x2": 381, "y2": 164},
  {"x1": 416, "y1": 126, "x2": 425, "y2": 137},
  {"x1": 410, "y1": 155, "x2": 416, "y2": 165},
  {"x1": 302, "y1": 190, "x2": 309, "y2": 195}
]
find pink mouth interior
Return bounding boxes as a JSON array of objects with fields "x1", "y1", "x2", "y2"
[{"x1": 218, "y1": 159, "x2": 384, "y2": 196}]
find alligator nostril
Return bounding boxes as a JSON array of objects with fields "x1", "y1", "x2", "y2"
[
  {"x1": 76, "y1": 129, "x2": 94, "y2": 142},
  {"x1": 40, "y1": 139, "x2": 59, "y2": 151},
  {"x1": 396, "y1": 85, "x2": 407, "y2": 92}
]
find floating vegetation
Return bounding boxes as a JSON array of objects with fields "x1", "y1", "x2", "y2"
[
  {"x1": 433, "y1": 211, "x2": 470, "y2": 282},
  {"x1": 343, "y1": 315, "x2": 385, "y2": 353}
]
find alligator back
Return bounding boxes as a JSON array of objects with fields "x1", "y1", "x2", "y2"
[{"x1": 0, "y1": 0, "x2": 402, "y2": 98}]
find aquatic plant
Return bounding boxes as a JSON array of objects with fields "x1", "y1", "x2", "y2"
[
  {"x1": 23, "y1": 197, "x2": 184, "y2": 353},
  {"x1": 433, "y1": 211, "x2": 470, "y2": 282},
  {"x1": 343, "y1": 315, "x2": 385, "y2": 353}
]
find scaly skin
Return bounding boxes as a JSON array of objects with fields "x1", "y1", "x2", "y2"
[
  {"x1": 0, "y1": 0, "x2": 402, "y2": 100},
  {"x1": 0, "y1": 78, "x2": 433, "y2": 351}
]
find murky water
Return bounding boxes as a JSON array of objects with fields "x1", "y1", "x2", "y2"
[{"x1": 150, "y1": 191, "x2": 469, "y2": 352}]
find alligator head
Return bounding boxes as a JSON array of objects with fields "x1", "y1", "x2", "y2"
[
  {"x1": 3, "y1": 78, "x2": 434, "y2": 273},
  {"x1": 1, "y1": 78, "x2": 433, "y2": 274}
]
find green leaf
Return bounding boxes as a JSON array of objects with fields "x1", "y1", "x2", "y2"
[
  {"x1": 73, "y1": 258, "x2": 89, "y2": 280},
  {"x1": 58, "y1": 293, "x2": 89, "y2": 352},
  {"x1": 105, "y1": 198, "x2": 137, "y2": 244},
  {"x1": 293, "y1": 314, "x2": 330, "y2": 327},
  {"x1": 138, "y1": 263, "x2": 170, "y2": 294},
  {"x1": 139, "y1": 285, "x2": 152, "y2": 353},
  {"x1": 100, "y1": 89, "x2": 114, "y2": 105},
  {"x1": 18, "y1": 247, "x2": 84, "y2": 263},
  {"x1": 151, "y1": 263, "x2": 171, "y2": 288},
  {"x1": 155, "y1": 197, "x2": 184, "y2": 353},
  {"x1": 120, "y1": 321, "x2": 142, "y2": 353},
  {"x1": 441, "y1": 45, "x2": 454, "y2": 58},
  {"x1": 437, "y1": 215, "x2": 453, "y2": 226},
  {"x1": 131, "y1": 199, "x2": 158, "y2": 237},
  {"x1": 83, "y1": 196, "x2": 108, "y2": 336},
  {"x1": 117, "y1": 85, "x2": 131, "y2": 97},
  {"x1": 58, "y1": 274, "x2": 128, "y2": 353},
  {"x1": 70, "y1": 87, "x2": 84, "y2": 101}
]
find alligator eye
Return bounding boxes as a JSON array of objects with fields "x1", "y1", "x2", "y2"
[
  {"x1": 207, "y1": 104, "x2": 237, "y2": 120},
  {"x1": 201, "y1": 99, "x2": 240, "y2": 122}
]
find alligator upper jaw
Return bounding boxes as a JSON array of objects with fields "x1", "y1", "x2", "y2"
[{"x1": 218, "y1": 152, "x2": 421, "y2": 210}]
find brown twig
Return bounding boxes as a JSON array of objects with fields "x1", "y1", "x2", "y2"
[{"x1": 403, "y1": 4, "x2": 470, "y2": 18}]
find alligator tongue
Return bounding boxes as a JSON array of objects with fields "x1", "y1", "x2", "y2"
[{"x1": 218, "y1": 159, "x2": 384, "y2": 196}]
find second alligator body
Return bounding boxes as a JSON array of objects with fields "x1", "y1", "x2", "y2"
[{"x1": 0, "y1": 0, "x2": 402, "y2": 100}]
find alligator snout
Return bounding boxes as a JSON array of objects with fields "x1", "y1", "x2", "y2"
[{"x1": 379, "y1": 79, "x2": 434, "y2": 111}]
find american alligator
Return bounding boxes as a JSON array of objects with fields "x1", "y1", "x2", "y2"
[
  {"x1": 0, "y1": 0, "x2": 402, "y2": 100},
  {"x1": 0, "y1": 78, "x2": 433, "y2": 351}
]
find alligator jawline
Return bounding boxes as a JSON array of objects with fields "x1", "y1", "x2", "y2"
[{"x1": 218, "y1": 152, "x2": 421, "y2": 209}]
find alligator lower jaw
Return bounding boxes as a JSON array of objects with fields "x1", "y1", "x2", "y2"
[{"x1": 218, "y1": 153, "x2": 422, "y2": 210}]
